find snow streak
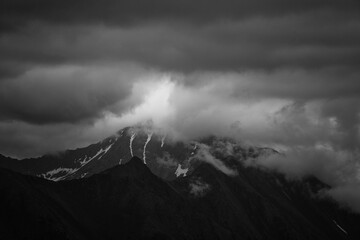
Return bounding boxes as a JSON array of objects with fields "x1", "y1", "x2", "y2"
[
  {"x1": 161, "y1": 135, "x2": 166, "y2": 148},
  {"x1": 129, "y1": 132, "x2": 136, "y2": 157},
  {"x1": 39, "y1": 168, "x2": 77, "y2": 181},
  {"x1": 143, "y1": 132, "x2": 153, "y2": 164},
  {"x1": 333, "y1": 220, "x2": 348, "y2": 235}
]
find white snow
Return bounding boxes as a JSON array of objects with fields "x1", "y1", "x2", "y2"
[
  {"x1": 129, "y1": 132, "x2": 136, "y2": 157},
  {"x1": 79, "y1": 155, "x2": 89, "y2": 166},
  {"x1": 161, "y1": 135, "x2": 166, "y2": 148},
  {"x1": 190, "y1": 143, "x2": 198, "y2": 155},
  {"x1": 80, "y1": 143, "x2": 113, "y2": 166},
  {"x1": 143, "y1": 132, "x2": 153, "y2": 164},
  {"x1": 40, "y1": 143, "x2": 114, "y2": 181},
  {"x1": 40, "y1": 167, "x2": 77, "y2": 181},
  {"x1": 333, "y1": 220, "x2": 348, "y2": 235},
  {"x1": 99, "y1": 143, "x2": 113, "y2": 158},
  {"x1": 175, "y1": 164, "x2": 189, "y2": 177}
]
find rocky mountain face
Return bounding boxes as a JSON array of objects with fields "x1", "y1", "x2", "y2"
[
  {"x1": 1, "y1": 126, "x2": 360, "y2": 239},
  {"x1": 0, "y1": 126, "x2": 277, "y2": 182},
  {"x1": 0, "y1": 126, "x2": 194, "y2": 181}
]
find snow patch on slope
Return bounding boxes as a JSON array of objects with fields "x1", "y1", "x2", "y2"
[
  {"x1": 189, "y1": 178, "x2": 211, "y2": 197},
  {"x1": 190, "y1": 144, "x2": 197, "y2": 155},
  {"x1": 175, "y1": 164, "x2": 189, "y2": 177},
  {"x1": 80, "y1": 143, "x2": 113, "y2": 166},
  {"x1": 40, "y1": 143, "x2": 114, "y2": 181},
  {"x1": 40, "y1": 168, "x2": 77, "y2": 181}
]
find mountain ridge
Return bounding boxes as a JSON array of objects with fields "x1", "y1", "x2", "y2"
[
  {"x1": 1, "y1": 126, "x2": 360, "y2": 239},
  {"x1": 1, "y1": 155, "x2": 360, "y2": 240}
]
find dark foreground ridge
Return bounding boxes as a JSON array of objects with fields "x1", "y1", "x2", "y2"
[{"x1": 1, "y1": 155, "x2": 360, "y2": 240}]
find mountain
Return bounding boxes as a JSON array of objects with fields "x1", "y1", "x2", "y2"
[
  {"x1": 1, "y1": 126, "x2": 360, "y2": 239},
  {"x1": 0, "y1": 126, "x2": 278, "y2": 182},
  {"x1": 1, "y1": 156, "x2": 360, "y2": 240},
  {"x1": 0, "y1": 126, "x2": 195, "y2": 181}
]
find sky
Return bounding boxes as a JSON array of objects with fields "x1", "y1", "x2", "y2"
[{"x1": 1, "y1": 0, "x2": 360, "y2": 211}]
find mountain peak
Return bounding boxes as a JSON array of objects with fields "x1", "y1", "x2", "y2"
[
  {"x1": 128, "y1": 156, "x2": 145, "y2": 165},
  {"x1": 100, "y1": 155, "x2": 152, "y2": 179},
  {"x1": 122, "y1": 155, "x2": 150, "y2": 175}
]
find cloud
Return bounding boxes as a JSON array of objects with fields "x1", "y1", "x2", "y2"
[
  {"x1": 245, "y1": 146, "x2": 360, "y2": 212},
  {"x1": 104, "y1": 73, "x2": 359, "y2": 147},
  {"x1": 3, "y1": 0, "x2": 358, "y2": 31},
  {"x1": 245, "y1": 147, "x2": 360, "y2": 183},
  {"x1": 2, "y1": 72, "x2": 358, "y2": 156},
  {"x1": 156, "y1": 152, "x2": 178, "y2": 168},
  {"x1": 189, "y1": 178, "x2": 211, "y2": 197},
  {"x1": 1, "y1": 17, "x2": 359, "y2": 74},
  {"x1": 191, "y1": 143, "x2": 238, "y2": 176},
  {"x1": 0, "y1": 63, "x2": 155, "y2": 124},
  {"x1": 0, "y1": 120, "x2": 98, "y2": 158},
  {"x1": 327, "y1": 185, "x2": 360, "y2": 213}
]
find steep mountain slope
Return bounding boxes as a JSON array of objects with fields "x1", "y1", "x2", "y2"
[
  {"x1": 1, "y1": 156, "x2": 360, "y2": 240},
  {"x1": 0, "y1": 168, "x2": 95, "y2": 240},
  {"x1": 0, "y1": 157, "x2": 238, "y2": 240},
  {"x1": 173, "y1": 162, "x2": 359, "y2": 239},
  {"x1": 0, "y1": 126, "x2": 280, "y2": 182},
  {"x1": 0, "y1": 126, "x2": 196, "y2": 181},
  {"x1": 1, "y1": 126, "x2": 360, "y2": 239}
]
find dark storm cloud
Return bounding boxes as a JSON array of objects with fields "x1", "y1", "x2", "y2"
[
  {"x1": 0, "y1": 64, "x2": 152, "y2": 124},
  {"x1": 1, "y1": 13, "x2": 359, "y2": 74},
  {"x1": 184, "y1": 69, "x2": 360, "y2": 101},
  {"x1": 0, "y1": 0, "x2": 358, "y2": 142},
  {"x1": 0, "y1": 0, "x2": 359, "y2": 84},
  {"x1": 2, "y1": 0, "x2": 358, "y2": 31},
  {"x1": 0, "y1": 120, "x2": 120, "y2": 158}
]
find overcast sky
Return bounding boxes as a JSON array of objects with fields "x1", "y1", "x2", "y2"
[{"x1": 1, "y1": 0, "x2": 360, "y2": 211}]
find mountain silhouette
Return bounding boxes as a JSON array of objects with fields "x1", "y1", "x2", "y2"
[{"x1": 1, "y1": 155, "x2": 360, "y2": 240}]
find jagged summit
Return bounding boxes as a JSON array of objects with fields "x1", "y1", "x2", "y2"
[
  {"x1": 100, "y1": 155, "x2": 153, "y2": 179},
  {"x1": 129, "y1": 155, "x2": 145, "y2": 164}
]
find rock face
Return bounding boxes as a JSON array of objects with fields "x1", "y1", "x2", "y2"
[
  {"x1": 0, "y1": 126, "x2": 278, "y2": 182},
  {"x1": 0, "y1": 126, "x2": 195, "y2": 181},
  {"x1": 1, "y1": 156, "x2": 360, "y2": 240}
]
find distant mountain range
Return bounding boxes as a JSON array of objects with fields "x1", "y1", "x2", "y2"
[{"x1": 1, "y1": 126, "x2": 360, "y2": 239}]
